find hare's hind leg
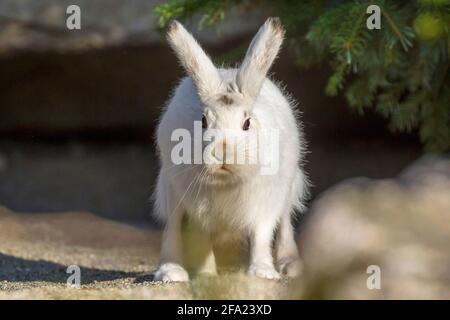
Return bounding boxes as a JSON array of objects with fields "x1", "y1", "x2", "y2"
[
  {"x1": 275, "y1": 169, "x2": 306, "y2": 277},
  {"x1": 275, "y1": 210, "x2": 303, "y2": 278},
  {"x1": 183, "y1": 217, "x2": 217, "y2": 276}
]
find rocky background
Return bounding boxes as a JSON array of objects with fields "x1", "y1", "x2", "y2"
[{"x1": 0, "y1": 1, "x2": 448, "y2": 299}]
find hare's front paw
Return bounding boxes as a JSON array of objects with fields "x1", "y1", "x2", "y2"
[
  {"x1": 154, "y1": 263, "x2": 189, "y2": 283},
  {"x1": 277, "y1": 256, "x2": 303, "y2": 278},
  {"x1": 248, "y1": 263, "x2": 281, "y2": 280}
]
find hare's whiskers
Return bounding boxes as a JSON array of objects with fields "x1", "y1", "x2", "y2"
[{"x1": 170, "y1": 167, "x2": 201, "y2": 216}]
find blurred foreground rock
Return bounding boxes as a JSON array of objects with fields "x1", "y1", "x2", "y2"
[{"x1": 296, "y1": 156, "x2": 450, "y2": 299}]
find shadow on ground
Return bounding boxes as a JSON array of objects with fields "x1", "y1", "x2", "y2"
[{"x1": 0, "y1": 253, "x2": 143, "y2": 284}]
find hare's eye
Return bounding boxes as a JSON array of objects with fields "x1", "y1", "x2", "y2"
[
  {"x1": 202, "y1": 115, "x2": 207, "y2": 129},
  {"x1": 243, "y1": 118, "x2": 251, "y2": 131}
]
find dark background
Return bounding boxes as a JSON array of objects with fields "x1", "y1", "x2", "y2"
[{"x1": 0, "y1": 1, "x2": 421, "y2": 222}]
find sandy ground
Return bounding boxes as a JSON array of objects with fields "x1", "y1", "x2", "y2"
[
  {"x1": 1, "y1": 156, "x2": 449, "y2": 299},
  {"x1": 0, "y1": 207, "x2": 290, "y2": 299}
]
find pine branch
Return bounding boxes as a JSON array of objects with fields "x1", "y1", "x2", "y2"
[
  {"x1": 381, "y1": 9, "x2": 413, "y2": 51},
  {"x1": 154, "y1": 0, "x2": 450, "y2": 152}
]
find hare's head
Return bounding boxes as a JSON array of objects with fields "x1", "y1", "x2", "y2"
[{"x1": 167, "y1": 18, "x2": 284, "y2": 183}]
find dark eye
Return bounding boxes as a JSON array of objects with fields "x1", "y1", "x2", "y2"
[
  {"x1": 202, "y1": 115, "x2": 207, "y2": 129},
  {"x1": 243, "y1": 118, "x2": 251, "y2": 131}
]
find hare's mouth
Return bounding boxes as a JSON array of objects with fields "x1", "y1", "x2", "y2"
[
  {"x1": 218, "y1": 164, "x2": 233, "y2": 173},
  {"x1": 208, "y1": 164, "x2": 236, "y2": 179},
  {"x1": 212, "y1": 167, "x2": 233, "y2": 177},
  {"x1": 203, "y1": 165, "x2": 245, "y2": 186}
]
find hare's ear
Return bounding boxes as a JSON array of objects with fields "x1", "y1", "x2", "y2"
[
  {"x1": 167, "y1": 20, "x2": 222, "y2": 102},
  {"x1": 236, "y1": 17, "x2": 284, "y2": 100}
]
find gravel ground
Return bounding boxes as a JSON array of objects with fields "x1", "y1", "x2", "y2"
[
  {"x1": 1, "y1": 155, "x2": 448, "y2": 299},
  {"x1": 0, "y1": 207, "x2": 288, "y2": 299}
]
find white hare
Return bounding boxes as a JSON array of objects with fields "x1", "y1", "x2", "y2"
[{"x1": 153, "y1": 17, "x2": 308, "y2": 282}]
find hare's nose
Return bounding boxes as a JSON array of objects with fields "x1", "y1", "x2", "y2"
[{"x1": 211, "y1": 139, "x2": 228, "y2": 162}]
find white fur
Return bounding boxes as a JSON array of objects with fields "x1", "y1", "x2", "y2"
[
  {"x1": 153, "y1": 18, "x2": 308, "y2": 282},
  {"x1": 236, "y1": 17, "x2": 285, "y2": 100},
  {"x1": 166, "y1": 20, "x2": 222, "y2": 103}
]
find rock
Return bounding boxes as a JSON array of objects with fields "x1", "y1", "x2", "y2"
[
  {"x1": 296, "y1": 156, "x2": 450, "y2": 299},
  {"x1": 0, "y1": 0, "x2": 265, "y2": 53}
]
